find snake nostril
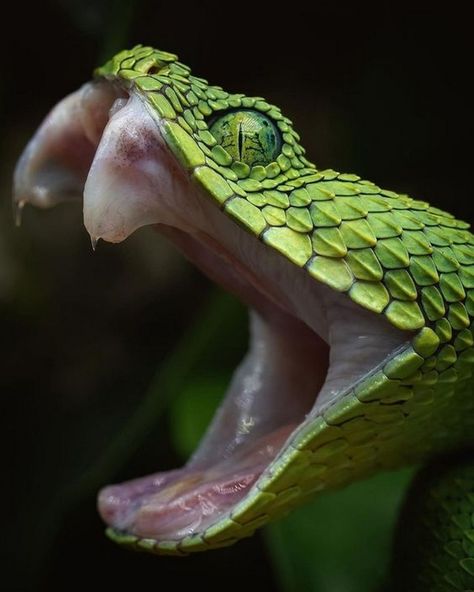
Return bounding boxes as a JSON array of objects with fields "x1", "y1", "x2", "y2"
[{"x1": 146, "y1": 65, "x2": 160, "y2": 75}]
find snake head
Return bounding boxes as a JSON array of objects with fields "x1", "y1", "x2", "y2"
[{"x1": 13, "y1": 45, "x2": 474, "y2": 554}]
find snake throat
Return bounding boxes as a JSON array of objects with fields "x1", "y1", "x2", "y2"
[{"x1": 13, "y1": 79, "x2": 411, "y2": 545}]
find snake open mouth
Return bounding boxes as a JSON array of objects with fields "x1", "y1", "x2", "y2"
[{"x1": 14, "y1": 82, "x2": 408, "y2": 545}]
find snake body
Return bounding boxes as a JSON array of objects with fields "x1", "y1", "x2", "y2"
[
  {"x1": 14, "y1": 46, "x2": 474, "y2": 589},
  {"x1": 390, "y1": 455, "x2": 474, "y2": 591}
]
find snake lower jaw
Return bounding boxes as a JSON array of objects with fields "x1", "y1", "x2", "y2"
[
  {"x1": 13, "y1": 80, "x2": 410, "y2": 546},
  {"x1": 98, "y1": 424, "x2": 298, "y2": 539}
]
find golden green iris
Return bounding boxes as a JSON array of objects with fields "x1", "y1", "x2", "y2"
[{"x1": 209, "y1": 110, "x2": 281, "y2": 166}]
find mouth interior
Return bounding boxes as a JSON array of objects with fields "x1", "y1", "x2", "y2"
[
  {"x1": 108, "y1": 226, "x2": 329, "y2": 539},
  {"x1": 13, "y1": 81, "x2": 409, "y2": 542}
]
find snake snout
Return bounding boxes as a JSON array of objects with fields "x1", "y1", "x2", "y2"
[
  {"x1": 13, "y1": 82, "x2": 122, "y2": 213},
  {"x1": 13, "y1": 81, "x2": 211, "y2": 246}
]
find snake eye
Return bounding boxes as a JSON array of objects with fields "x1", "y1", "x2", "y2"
[{"x1": 209, "y1": 110, "x2": 281, "y2": 167}]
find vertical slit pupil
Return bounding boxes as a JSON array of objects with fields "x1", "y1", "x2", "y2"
[{"x1": 238, "y1": 123, "x2": 244, "y2": 161}]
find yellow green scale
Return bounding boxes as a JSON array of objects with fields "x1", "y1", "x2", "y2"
[{"x1": 97, "y1": 46, "x2": 474, "y2": 572}]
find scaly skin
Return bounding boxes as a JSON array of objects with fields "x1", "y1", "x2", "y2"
[
  {"x1": 94, "y1": 47, "x2": 474, "y2": 565},
  {"x1": 16, "y1": 45, "x2": 474, "y2": 586},
  {"x1": 389, "y1": 454, "x2": 474, "y2": 591}
]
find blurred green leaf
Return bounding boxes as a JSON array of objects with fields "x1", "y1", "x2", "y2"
[
  {"x1": 265, "y1": 468, "x2": 415, "y2": 592},
  {"x1": 169, "y1": 375, "x2": 227, "y2": 459},
  {"x1": 166, "y1": 290, "x2": 248, "y2": 461}
]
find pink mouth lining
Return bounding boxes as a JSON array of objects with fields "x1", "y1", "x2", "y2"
[{"x1": 13, "y1": 79, "x2": 408, "y2": 544}]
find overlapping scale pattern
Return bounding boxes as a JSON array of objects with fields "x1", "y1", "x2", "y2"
[
  {"x1": 97, "y1": 46, "x2": 474, "y2": 558},
  {"x1": 390, "y1": 457, "x2": 474, "y2": 591}
]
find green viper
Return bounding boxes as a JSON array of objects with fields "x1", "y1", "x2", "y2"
[{"x1": 13, "y1": 46, "x2": 474, "y2": 590}]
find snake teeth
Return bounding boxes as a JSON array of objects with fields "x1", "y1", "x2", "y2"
[
  {"x1": 13, "y1": 82, "x2": 198, "y2": 244},
  {"x1": 83, "y1": 93, "x2": 191, "y2": 244},
  {"x1": 13, "y1": 87, "x2": 93, "y2": 210}
]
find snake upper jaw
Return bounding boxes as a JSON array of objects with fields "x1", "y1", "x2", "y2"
[
  {"x1": 13, "y1": 81, "x2": 409, "y2": 546},
  {"x1": 13, "y1": 82, "x2": 196, "y2": 243}
]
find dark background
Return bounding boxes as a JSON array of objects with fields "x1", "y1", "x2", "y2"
[{"x1": 1, "y1": 3, "x2": 472, "y2": 591}]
